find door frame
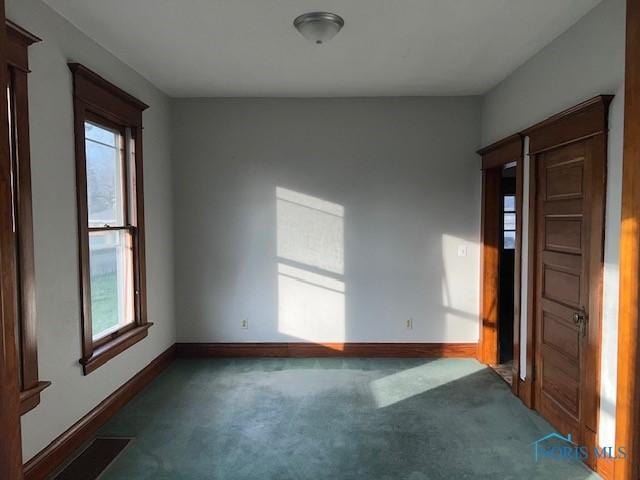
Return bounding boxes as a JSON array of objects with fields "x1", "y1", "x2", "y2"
[
  {"x1": 521, "y1": 95, "x2": 612, "y2": 454},
  {"x1": 478, "y1": 134, "x2": 524, "y2": 394},
  {"x1": 479, "y1": 96, "x2": 612, "y2": 421},
  {"x1": 615, "y1": 1, "x2": 640, "y2": 479},
  {"x1": 0, "y1": 0, "x2": 26, "y2": 478}
]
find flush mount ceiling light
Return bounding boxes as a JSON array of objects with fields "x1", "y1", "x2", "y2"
[{"x1": 293, "y1": 12, "x2": 344, "y2": 45}]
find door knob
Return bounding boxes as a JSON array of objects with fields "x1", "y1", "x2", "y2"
[{"x1": 573, "y1": 310, "x2": 587, "y2": 337}]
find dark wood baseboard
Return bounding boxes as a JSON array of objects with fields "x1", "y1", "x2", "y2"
[
  {"x1": 518, "y1": 377, "x2": 533, "y2": 409},
  {"x1": 175, "y1": 342, "x2": 478, "y2": 358},
  {"x1": 23, "y1": 345, "x2": 175, "y2": 480}
]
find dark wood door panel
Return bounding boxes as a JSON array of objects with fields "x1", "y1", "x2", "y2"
[
  {"x1": 543, "y1": 199, "x2": 583, "y2": 216},
  {"x1": 542, "y1": 265, "x2": 581, "y2": 306},
  {"x1": 541, "y1": 342, "x2": 580, "y2": 380},
  {"x1": 541, "y1": 297, "x2": 582, "y2": 322},
  {"x1": 541, "y1": 249, "x2": 582, "y2": 270},
  {"x1": 540, "y1": 353, "x2": 580, "y2": 418},
  {"x1": 542, "y1": 311, "x2": 580, "y2": 361},
  {"x1": 545, "y1": 216, "x2": 582, "y2": 253},
  {"x1": 543, "y1": 140, "x2": 586, "y2": 165},
  {"x1": 540, "y1": 391, "x2": 580, "y2": 439},
  {"x1": 545, "y1": 159, "x2": 585, "y2": 201}
]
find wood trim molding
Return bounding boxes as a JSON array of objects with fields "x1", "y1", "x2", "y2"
[
  {"x1": 518, "y1": 377, "x2": 533, "y2": 409},
  {"x1": 23, "y1": 345, "x2": 175, "y2": 480},
  {"x1": 596, "y1": 456, "x2": 615, "y2": 480},
  {"x1": 6, "y1": 20, "x2": 40, "y2": 73},
  {"x1": 70, "y1": 62, "x2": 150, "y2": 375},
  {"x1": 175, "y1": 342, "x2": 478, "y2": 358},
  {"x1": 68, "y1": 63, "x2": 148, "y2": 126},
  {"x1": 80, "y1": 323, "x2": 153, "y2": 375},
  {"x1": 478, "y1": 134, "x2": 522, "y2": 170},
  {"x1": 521, "y1": 145, "x2": 537, "y2": 408},
  {"x1": 478, "y1": 167, "x2": 502, "y2": 365},
  {"x1": 523, "y1": 97, "x2": 610, "y2": 466},
  {"x1": 477, "y1": 134, "x2": 524, "y2": 367},
  {"x1": 0, "y1": 1, "x2": 24, "y2": 477},
  {"x1": 523, "y1": 95, "x2": 614, "y2": 154},
  {"x1": 19, "y1": 381, "x2": 51, "y2": 416},
  {"x1": 6, "y1": 20, "x2": 40, "y2": 45},
  {"x1": 615, "y1": 1, "x2": 640, "y2": 479},
  {"x1": 6, "y1": 23, "x2": 50, "y2": 414}
]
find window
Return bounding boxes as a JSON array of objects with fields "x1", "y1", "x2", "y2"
[
  {"x1": 69, "y1": 63, "x2": 151, "y2": 375},
  {"x1": 503, "y1": 194, "x2": 516, "y2": 250},
  {"x1": 5, "y1": 21, "x2": 50, "y2": 414}
]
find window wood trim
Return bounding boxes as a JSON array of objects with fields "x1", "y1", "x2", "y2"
[
  {"x1": 6, "y1": 20, "x2": 50, "y2": 415},
  {"x1": 69, "y1": 63, "x2": 150, "y2": 375},
  {"x1": 0, "y1": 3, "x2": 25, "y2": 476},
  {"x1": 6, "y1": 20, "x2": 40, "y2": 73}
]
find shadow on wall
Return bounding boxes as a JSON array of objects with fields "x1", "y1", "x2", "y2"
[{"x1": 275, "y1": 186, "x2": 477, "y2": 346}]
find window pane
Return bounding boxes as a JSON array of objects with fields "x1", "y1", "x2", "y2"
[
  {"x1": 89, "y1": 231, "x2": 134, "y2": 339},
  {"x1": 85, "y1": 121, "x2": 125, "y2": 227},
  {"x1": 85, "y1": 121, "x2": 117, "y2": 146},
  {"x1": 504, "y1": 231, "x2": 516, "y2": 250},
  {"x1": 504, "y1": 212, "x2": 516, "y2": 231},
  {"x1": 504, "y1": 195, "x2": 515, "y2": 212}
]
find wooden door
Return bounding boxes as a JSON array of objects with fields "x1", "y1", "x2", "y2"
[{"x1": 533, "y1": 135, "x2": 605, "y2": 452}]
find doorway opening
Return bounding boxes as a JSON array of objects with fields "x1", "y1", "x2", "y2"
[
  {"x1": 493, "y1": 165, "x2": 516, "y2": 385},
  {"x1": 478, "y1": 134, "x2": 522, "y2": 391}
]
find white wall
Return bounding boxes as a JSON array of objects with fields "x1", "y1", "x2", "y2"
[
  {"x1": 7, "y1": 0, "x2": 175, "y2": 461},
  {"x1": 481, "y1": 0, "x2": 625, "y2": 448},
  {"x1": 172, "y1": 97, "x2": 482, "y2": 344}
]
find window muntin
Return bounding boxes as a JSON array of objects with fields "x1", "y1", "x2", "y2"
[{"x1": 503, "y1": 194, "x2": 516, "y2": 250}]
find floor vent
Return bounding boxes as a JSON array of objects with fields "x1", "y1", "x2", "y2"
[{"x1": 54, "y1": 437, "x2": 132, "y2": 480}]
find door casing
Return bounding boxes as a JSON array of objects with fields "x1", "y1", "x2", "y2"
[
  {"x1": 522, "y1": 96, "x2": 612, "y2": 462},
  {"x1": 478, "y1": 97, "x2": 612, "y2": 449},
  {"x1": 478, "y1": 135, "x2": 524, "y2": 395}
]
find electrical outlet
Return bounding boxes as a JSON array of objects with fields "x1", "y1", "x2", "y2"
[
  {"x1": 406, "y1": 318, "x2": 413, "y2": 329},
  {"x1": 241, "y1": 318, "x2": 249, "y2": 329}
]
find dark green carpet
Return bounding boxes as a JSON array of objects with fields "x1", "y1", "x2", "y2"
[{"x1": 98, "y1": 358, "x2": 600, "y2": 479}]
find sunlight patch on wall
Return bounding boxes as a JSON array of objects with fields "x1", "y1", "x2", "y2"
[
  {"x1": 276, "y1": 187, "x2": 344, "y2": 275},
  {"x1": 276, "y1": 187, "x2": 345, "y2": 342},
  {"x1": 278, "y1": 263, "x2": 345, "y2": 342}
]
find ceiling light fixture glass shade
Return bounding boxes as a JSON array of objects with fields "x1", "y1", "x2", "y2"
[{"x1": 293, "y1": 12, "x2": 344, "y2": 45}]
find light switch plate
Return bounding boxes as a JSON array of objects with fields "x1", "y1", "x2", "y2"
[{"x1": 457, "y1": 245, "x2": 468, "y2": 257}]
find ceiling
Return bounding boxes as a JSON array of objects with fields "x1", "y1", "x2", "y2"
[{"x1": 44, "y1": 0, "x2": 601, "y2": 97}]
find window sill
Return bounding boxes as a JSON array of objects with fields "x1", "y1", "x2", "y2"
[
  {"x1": 80, "y1": 323, "x2": 153, "y2": 375},
  {"x1": 20, "y1": 380, "x2": 52, "y2": 415}
]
